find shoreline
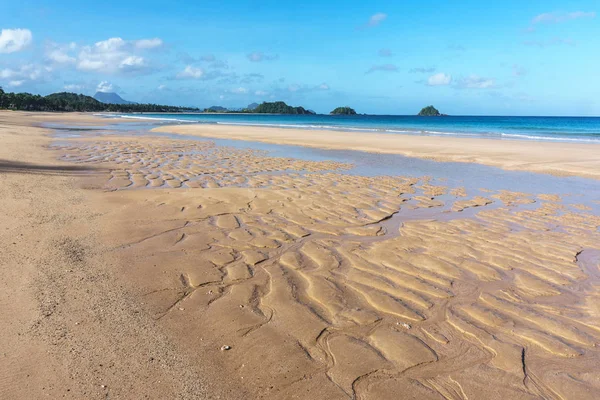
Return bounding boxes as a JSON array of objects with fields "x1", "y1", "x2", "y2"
[{"x1": 153, "y1": 122, "x2": 600, "y2": 180}]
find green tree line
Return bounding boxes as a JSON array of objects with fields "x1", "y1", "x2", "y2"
[{"x1": 0, "y1": 88, "x2": 199, "y2": 113}]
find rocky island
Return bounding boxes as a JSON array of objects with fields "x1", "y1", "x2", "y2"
[
  {"x1": 330, "y1": 106, "x2": 357, "y2": 115},
  {"x1": 418, "y1": 105, "x2": 442, "y2": 116}
]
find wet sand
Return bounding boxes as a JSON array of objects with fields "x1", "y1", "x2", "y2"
[
  {"x1": 2, "y1": 111, "x2": 600, "y2": 399},
  {"x1": 153, "y1": 123, "x2": 600, "y2": 179}
]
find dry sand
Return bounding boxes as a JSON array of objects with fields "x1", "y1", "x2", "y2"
[
  {"x1": 2, "y1": 111, "x2": 600, "y2": 399},
  {"x1": 154, "y1": 123, "x2": 600, "y2": 179}
]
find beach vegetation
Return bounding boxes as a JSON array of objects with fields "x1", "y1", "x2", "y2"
[{"x1": 0, "y1": 89, "x2": 199, "y2": 112}]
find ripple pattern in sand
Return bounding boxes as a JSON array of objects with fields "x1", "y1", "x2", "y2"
[{"x1": 54, "y1": 137, "x2": 600, "y2": 399}]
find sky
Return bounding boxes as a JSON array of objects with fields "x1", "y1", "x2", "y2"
[{"x1": 1, "y1": 0, "x2": 599, "y2": 115}]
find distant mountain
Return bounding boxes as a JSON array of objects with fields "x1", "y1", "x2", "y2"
[
  {"x1": 93, "y1": 91, "x2": 135, "y2": 105},
  {"x1": 246, "y1": 102, "x2": 259, "y2": 110}
]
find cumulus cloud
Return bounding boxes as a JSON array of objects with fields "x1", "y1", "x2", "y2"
[
  {"x1": 75, "y1": 37, "x2": 159, "y2": 74},
  {"x1": 532, "y1": 11, "x2": 596, "y2": 24},
  {"x1": 134, "y1": 38, "x2": 163, "y2": 49},
  {"x1": 378, "y1": 48, "x2": 393, "y2": 57},
  {"x1": 457, "y1": 75, "x2": 495, "y2": 89},
  {"x1": 0, "y1": 28, "x2": 32, "y2": 54},
  {"x1": 176, "y1": 65, "x2": 205, "y2": 79},
  {"x1": 247, "y1": 52, "x2": 278, "y2": 62},
  {"x1": 255, "y1": 90, "x2": 268, "y2": 96},
  {"x1": 427, "y1": 73, "x2": 452, "y2": 86},
  {"x1": 366, "y1": 64, "x2": 398, "y2": 73},
  {"x1": 119, "y1": 55, "x2": 147, "y2": 72},
  {"x1": 96, "y1": 81, "x2": 116, "y2": 93},
  {"x1": 0, "y1": 64, "x2": 49, "y2": 86},
  {"x1": 45, "y1": 42, "x2": 77, "y2": 64},
  {"x1": 317, "y1": 83, "x2": 330, "y2": 90}
]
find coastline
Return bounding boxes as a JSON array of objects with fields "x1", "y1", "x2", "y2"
[{"x1": 153, "y1": 122, "x2": 600, "y2": 179}]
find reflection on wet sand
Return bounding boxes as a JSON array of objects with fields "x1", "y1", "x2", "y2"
[{"x1": 54, "y1": 135, "x2": 600, "y2": 399}]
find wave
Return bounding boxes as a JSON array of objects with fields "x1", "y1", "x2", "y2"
[
  {"x1": 215, "y1": 121, "x2": 423, "y2": 134},
  {"x1": 500, "y1": 133, "x2": 600, "y2": 143}
]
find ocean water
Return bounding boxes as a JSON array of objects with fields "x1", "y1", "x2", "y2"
[{"x1": 107, "y1": 113, "x2": 600, "y2": 143}]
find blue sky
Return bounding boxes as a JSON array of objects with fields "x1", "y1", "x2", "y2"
[{"x1": 1, "y1": 0, "x2": 598, "y2": 115}]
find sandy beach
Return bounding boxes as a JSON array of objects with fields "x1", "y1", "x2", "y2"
[
  {"x1": 154, "y1": 123, "x2": 600, "y2": 179},
  {"x1": 2, "y1": 111, "x2": 600, "y2": 399}
]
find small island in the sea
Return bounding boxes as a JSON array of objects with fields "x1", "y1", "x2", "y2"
[
  {"x1": 330, "y1": 106, "x2": 357, "y2": 115},
  {"x1": 418, "y1": 105, "x2": 442, "y2": 116},
  {"x1": 253, "y1": 101, "x2": 315, "y2": 115}
]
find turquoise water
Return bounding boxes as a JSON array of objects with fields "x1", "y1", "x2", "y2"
[{"x1": 108, "y1": 113, "x2": 600, "y2": 143}]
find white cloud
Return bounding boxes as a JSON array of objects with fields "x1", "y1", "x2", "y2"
[
  {"x1": 176, "y1": 65, "x2": 204, "y2": 79},
  {"x1": 367, "y1": 13, "x2": 387, "y2": 27},
  {"x1": 157, "y1": 84, "x2": 167, "y2": 90},
  {"x1": 0, "y1": 64, "x2": 48, "y2": 86},
  {"x1": 255, "y1": 90, "x2": 268, "y2": 96},
  {"x1": 318, "y1": 83, "x2": 330, "y2": 90},
  {"x1": 247, "y1": 52, "x2": 278, "y2": 62},
  {"x1": 47, "y1": 49, "x2": 76, "y2": 64},
  {"x1": 427, "y1": 73, "x2": 452, "y2": 86},
  {"x1": 458, "y1": 75, "x2": 495, "y2": 89},
  {"x1": 96, "y1": 81, "x2": 115, "y2": 93},
  {"x1": 0, "y1": 28, "x2": 32, "y2": 54},
  {"x1": 119, "y1": 55, "x2": 146, "y2": 72},
  {"x1": 532, "y1": 11, "x2": 596, "y2": 24},
  {"x1": 134, "y1": 38, "x2": 163, "y2": 49},
  {"x1": 75, "y1": 37, "x2": 159, "y2": 74}
]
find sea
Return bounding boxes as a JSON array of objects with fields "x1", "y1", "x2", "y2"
[{"x1": 105, "y1": 113, "x2": 600, "y2": 143}]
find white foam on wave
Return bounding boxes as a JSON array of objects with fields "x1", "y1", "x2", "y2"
[
  {"x1": 215, "y1": 121, "x2": 417, "y2": 134},
  {"x1": 500, "y1": 132, "x2": 600, "y2": 143}
]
